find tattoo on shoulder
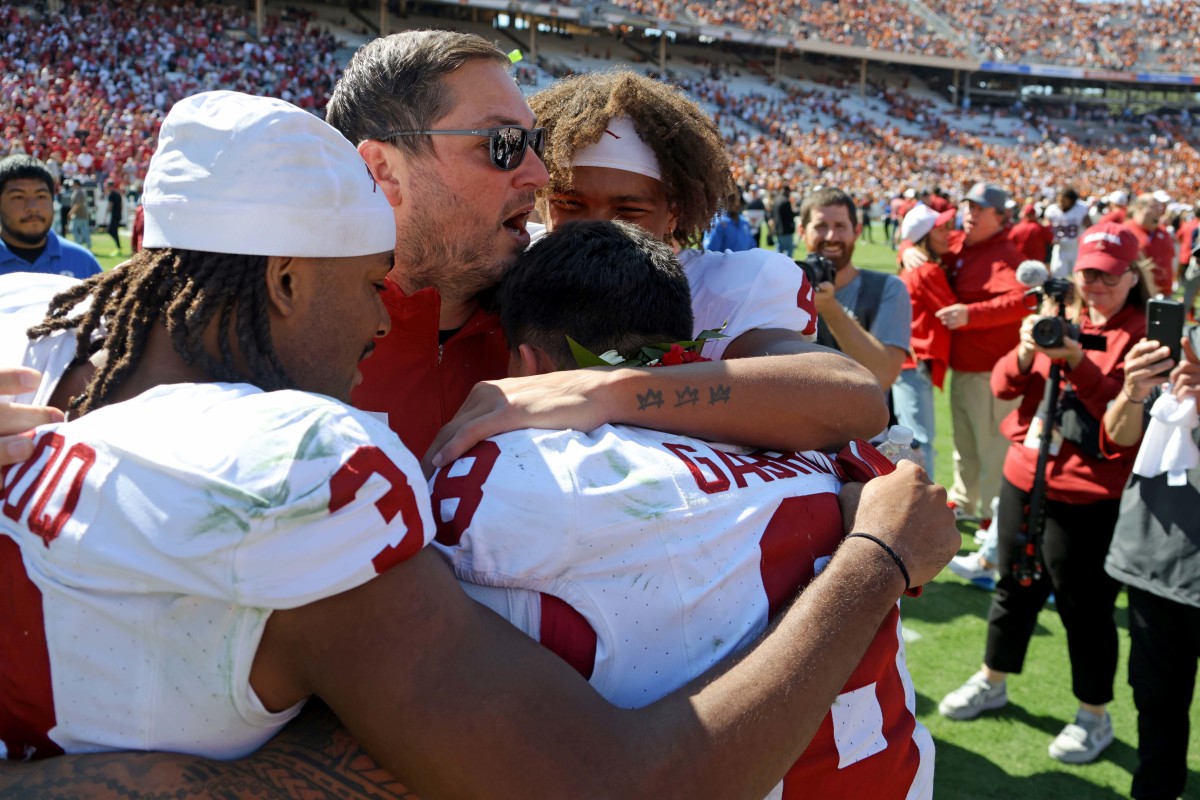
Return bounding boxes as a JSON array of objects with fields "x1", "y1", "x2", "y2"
[
  {"x1": 636, "y1": 388, "x2": 664, "y2": 411},
  {"x1": 708, "y1": 384, "x2": 732, "y2": 405}
]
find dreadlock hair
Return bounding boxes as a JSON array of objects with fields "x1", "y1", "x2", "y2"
[
  {"x1": 26, "y1": 248, "x2": 295, "y2": 416},
  {"x1": 528, "y1": 70, "x2": 735, "y2": 248}
]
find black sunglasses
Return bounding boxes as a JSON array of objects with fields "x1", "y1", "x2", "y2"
[{"x1": 384, "y1": 126, "x2": 546, "y2": 171}]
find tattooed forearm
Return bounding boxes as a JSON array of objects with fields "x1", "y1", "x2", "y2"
[
  {"x1": 637, "y1": 384, "x2": 732, "y2": 412},
  {"x1": 708, "y1": 384, "x2": 732, "y2": 405},
  {"x1": 636, "y1": 388, "x2": 664, "y2": 410},
  {"x1": 0, "y1": 703, "x2": 419, "y2": 800}
]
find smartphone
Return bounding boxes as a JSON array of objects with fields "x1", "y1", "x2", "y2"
[{"x1": 1147, "y1": 298, "x2": 1185, "y2": 369}]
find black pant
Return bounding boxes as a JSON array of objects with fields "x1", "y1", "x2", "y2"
[
  {"x1": 1128, "y1": 586, "x2": 1200, "y2": 799},
  {"x1": 107, "y1": 217, "x2": 121, "y2": 249},
  {"x1": 984, "y1": 477, "x2": 1121, "y2": 705}
]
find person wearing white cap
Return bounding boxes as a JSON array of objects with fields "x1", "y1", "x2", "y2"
[
  {"x1": 893, "y1": 204, "x2": 958, "y2": 481},
  {"x1": 0, "y1": 88, "x2": 959, "y2": 800},
  {"x1": 1099, "y1": 189, "x2": 1130, "y2": 225},
  {"x1": 0, "y1": 87, "x2": 407, "y2": 759}
]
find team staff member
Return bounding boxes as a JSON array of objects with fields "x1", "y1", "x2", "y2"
[
  {"x1": 931, "y1": 182, "x2": 1029, "y2": 523},
  {"x1": 328, "y1": 33, "x2": 885, "y2": 466},
  {"x1": 894, "y1": 204, "x2": 958, "y2": 481},
  {"x1": 0, "y1": 155, "x2": 101, "y2": 279},
  {"x1": 939, "y1": 224, "x2": 1151, "y2": 765}
]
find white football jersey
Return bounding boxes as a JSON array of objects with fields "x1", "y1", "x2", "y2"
[
  {"x1": 433, "y1": 428, "x2": 932, "y2": 799},
  {"x1": 0, "y1": 283, "x2": 435, "y2": 761},
  {"x1": 1044, "y1": 203, "x2": 1090, "y2": 277},
  {"x1": 679, "y1": 248, "x2": 818, "y2": 357},
  {"x1": 0, "y1": 273, "x2": 88, "y2": 407}
]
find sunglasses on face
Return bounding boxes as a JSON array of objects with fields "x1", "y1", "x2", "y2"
[
  {"x1": 384, "y1": 126, "x2": 547, "y2": 171},
  {"x1": 1079, "y1": 268, "x2": 1130, "y2": 287}
]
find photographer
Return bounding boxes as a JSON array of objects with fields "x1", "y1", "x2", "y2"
[
  {"x1": 802, "y1": 187, "x2": 912, "y2": 391},
  {"x1": 939, "y1": 223, "x2": 1152, "y2": 765},
  {"x1": 1103, "y1": 326, "x2": 1200, "y2": 800}
]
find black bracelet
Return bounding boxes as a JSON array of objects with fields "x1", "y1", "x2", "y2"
[{"x1": 846, "y1": 533, "x2": 911, "y2": 592}]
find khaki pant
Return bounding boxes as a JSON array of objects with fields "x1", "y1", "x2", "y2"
[{"x1": 947, "y1": 369, "x2": 1018, "y2": 518}]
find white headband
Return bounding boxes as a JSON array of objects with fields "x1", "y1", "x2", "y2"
[{"x1": 570, "y1": 116, "x2": 662, "y2": 182}]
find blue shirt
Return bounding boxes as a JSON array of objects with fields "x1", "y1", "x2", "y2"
[
  {"x1": 0, "y1": 231, "x2": 102, "y2": 279},
  {"x1": 706, "y1": 213, "x2": 758, "y2": 253}
]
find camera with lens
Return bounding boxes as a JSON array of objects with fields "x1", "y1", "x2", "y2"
[
  {"x1": 797, "y1": 253, "x2": 837, "y2": 287},
  {"x1": 1030, "y1": 316, "x2": 1107, "y2": 351}
]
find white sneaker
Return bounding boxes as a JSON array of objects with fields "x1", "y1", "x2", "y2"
[
  {"x1": 947, "y1": 553, "x2": 998, "y2": 590},
  {"x1": 1048, "y1": 710, "x2": 1113, "y2": 764},
  {"x1": 938, "y1": 671, "x2": 1008, "y2": 720}
]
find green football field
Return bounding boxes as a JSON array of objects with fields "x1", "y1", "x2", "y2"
[{"x1": 89, "y1": 225, "x2": 1200, "y2": 798}]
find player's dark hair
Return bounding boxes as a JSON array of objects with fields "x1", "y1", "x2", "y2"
[
  {"x1": 27, "y1": 248, "x2": 292, "y2": 415},
  {"x1": 499, "y1": 220, "x2": 694, "y2": 369},
  {"x1": 528, "y1": 70, "x2": 735, "y2": 247},
  {"x1": 799, "y1": 187, "x2": 859, "y2": 229},
  {"x1": 0, "y1": 154, "x2": 55, "y2": 195},
  {"x1": 1059, "y1": 187, "x2": 1079, "y2": 204},
  {"x1": 327, "y1": 30, "x2": 510, "y2": 157}
]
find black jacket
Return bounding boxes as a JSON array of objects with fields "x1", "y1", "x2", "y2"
[{"x1": 1105, "y1": 325, "x2": 1200, "y2": 608}]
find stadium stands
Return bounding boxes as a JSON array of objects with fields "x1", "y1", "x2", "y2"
[{"x1": 0, "y1": 0, "x2": 1196, "y2": 216}]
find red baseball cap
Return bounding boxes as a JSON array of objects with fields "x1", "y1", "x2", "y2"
[
  {"x1": 1021, "y1": 204, "x2": 1037, "y2": 218},
  {"x1": 1074, "y1": 222, "x2": 1140, "y2": 275},
  {"x1": 934, "y1": 208, "x2": 957, "y2": 228}
]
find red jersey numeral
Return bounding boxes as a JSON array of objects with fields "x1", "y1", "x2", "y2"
[
  {"x1": 431, "y1": 441, "x2": 501, "y2": 545},
  {"x1": 328, "y1": 446, "x2": 426, "y2": 574}
]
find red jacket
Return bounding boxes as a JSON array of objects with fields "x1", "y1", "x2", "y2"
[
  {"x1": 897, "y1": 258, "x2": 955, "y2": 389},
  {"x1": 1124, "y1": 221, "x2": 1176, "y2": 295},
  {"x1": 1098, "y1": 208, "x2": 1127, "y2": 226},
  {"x1": 992, "y1": 302, "x2": 1144, "y2": 503},
  {"x1": 945, "y1": 231, "x2": 1029, "y2": 372},
  {"x1": 351, "y1": 280, "x2": 509, "y2": 459},
  {"x1": 1007, "y1": 220, "x2": 1054, "y2": 263},
  {"x1": 1177, "y1": 218, "x2": 1199, "y2": 269}
]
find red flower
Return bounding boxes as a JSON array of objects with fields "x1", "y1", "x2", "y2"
[{"x1": 659, "y1": 343, "x2": 686, "y2": 366}]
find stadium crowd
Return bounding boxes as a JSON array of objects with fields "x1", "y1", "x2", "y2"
[
  {"x1": 610, "y1": 0, "x2": 1200, "y2": 72},
  {"x1": 0, "y1": 0, "x2": 344, "y2": 194}
]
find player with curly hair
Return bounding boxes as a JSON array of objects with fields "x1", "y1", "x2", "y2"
[{"x1": 529, "y1": 70, "x2": 819, "y2": 362}]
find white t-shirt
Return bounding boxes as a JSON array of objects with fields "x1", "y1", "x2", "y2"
[{"x1": 432, "y1": 429, "x2": 933, "y2": 799}]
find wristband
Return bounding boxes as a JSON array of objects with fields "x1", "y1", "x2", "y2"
[{"x1": 846, "y1": 533, "x2": 911, "y2": 592}]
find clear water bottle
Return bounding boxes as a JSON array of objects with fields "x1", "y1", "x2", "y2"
[{"x1": 876, "y1": 424, "x2": 921, "y2": 465}]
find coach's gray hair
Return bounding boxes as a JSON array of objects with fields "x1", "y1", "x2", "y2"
[{"x1": 326, "y1": 30, "x2": 510, "y2": 157}]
